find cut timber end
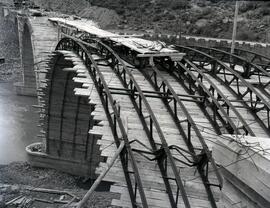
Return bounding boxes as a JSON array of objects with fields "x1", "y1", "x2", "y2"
[{"x1": 0, "y1": 58, "x2": 5, "y2": 64}]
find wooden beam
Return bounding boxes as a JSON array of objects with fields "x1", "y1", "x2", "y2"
[
  {"x1": 76, "y1": 141, "x2": 125, "y2": 208},
  {"x1": 137, "y1": 52, "x2": 185, "y2": 62}
]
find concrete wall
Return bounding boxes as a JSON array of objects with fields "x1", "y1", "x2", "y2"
[
  {"x1": 21, "y1": 23, "x2": 36, "y2": 92},
  {"x1": 143, "y1": 33, "x2": 270, "y2": 58},
  {"x1": 213, "y1": 135, "x2": 270, "y2": 208}
]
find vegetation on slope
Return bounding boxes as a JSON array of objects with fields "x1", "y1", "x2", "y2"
[
  {"x1": 32, "y1": 0, "x2": 270, "y2": 42},
  {"x1": 90, "y1": 0, "x2": 270, "y2": 42},
  {"x1": 33, "y1": 0, "x2": 88, "y2": 14},
  {"x1": 32, "y1": 0, "x2": 121, "y2": 28}
]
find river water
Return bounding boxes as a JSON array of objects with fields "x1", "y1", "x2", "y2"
[{"x1": 0, "y1": 82, "x2": 40, "y2": 164}]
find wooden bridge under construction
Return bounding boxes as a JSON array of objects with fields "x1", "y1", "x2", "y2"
[{"x1": 2, "y1": 7, "x2": 270, "y2": 208}]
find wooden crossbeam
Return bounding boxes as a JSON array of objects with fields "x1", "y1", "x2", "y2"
[{"x1": 137, "y1": 52, "x2": 185, "y2": 61}]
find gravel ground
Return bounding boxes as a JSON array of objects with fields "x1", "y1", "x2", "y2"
[{"x1": 0, "y1": 162, "x2": 120, "y2": 207}]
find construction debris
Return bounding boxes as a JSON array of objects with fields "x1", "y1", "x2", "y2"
[
  {"x1": 4, "y1": 186, "x2": 78, "y2": 208},
  {"x1": 0, "y1": 163, "x2": 119, "y2": 208}
]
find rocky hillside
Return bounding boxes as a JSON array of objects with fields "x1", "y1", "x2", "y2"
[
  {"x1": 32, "y1": 0, "x2": 121, "y2": 28},
  {"x1": 32, "y1": 0, "x2": 88, "y2": 14},
  {"x1": 31, "y1": 0, "x2": 270, "y2": 42},
  {"x1": 90, "y1": 0, "x2": 270, "y2": 42},
  {"x1": 78, "y1": 6, "x2": 121, "y2": 28},
  {"x1": 0, "y1": 8, "x2": 21, "y2": 81}
]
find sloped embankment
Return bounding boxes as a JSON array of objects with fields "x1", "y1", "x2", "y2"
[
  {"x1": 32, "y1": 0, "x2": 121, "y2": 29},
  {"x1": 78, "y1": 6, "x2": 121, "y2": 28}
]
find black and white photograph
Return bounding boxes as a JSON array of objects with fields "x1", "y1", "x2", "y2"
[{"x1": 0, "y1": 0, "x2": 269, "y2": 207}]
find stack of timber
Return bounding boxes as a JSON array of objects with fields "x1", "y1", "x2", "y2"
[{"x1": 49, "y1": 17, "x2": 180, "y2": 55}]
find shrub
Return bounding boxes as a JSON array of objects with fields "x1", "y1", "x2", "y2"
[
  {"x1": 259, "y1": 7, "x2": 270, "y2": 16},
  {"x1": 201, "y1": 7, "x2": 212, "y2": 16},
  {"x1": 156, "y1": 0, "x2": 170, "y2": 7},
  {"x1": 237, "y1": 31, "x2": 258, "y2": 41},
  {"x1": 153, "y1": 15, "x2": 162, "y2": 22},
  {"x1": 239, "y1": 2, "x2": 257, "y2": 13},
  {"x1": 167, "y1": 14, "x2": 176, "y2": 20},
  {"x1": 115, "y1": 8, "x2": 125, "y2": 15},
  {"x1": 170, "y1": 0, "x2": 189, "y2": 10}
]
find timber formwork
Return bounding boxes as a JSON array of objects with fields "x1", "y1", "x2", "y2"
[
  {"x1": 36, "y1": 36, "x2": 224, "y2": 207},
  {"x1": 37, "y1": 51, "x2": 104, "y2": 176},
  {"x1": 34, "y1": 20, "x2": 270, "y2": 207}
]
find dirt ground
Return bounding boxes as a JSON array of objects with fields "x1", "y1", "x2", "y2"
[{"x1": 0, "y1": 162, "x2": 119, "y2": 207}]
